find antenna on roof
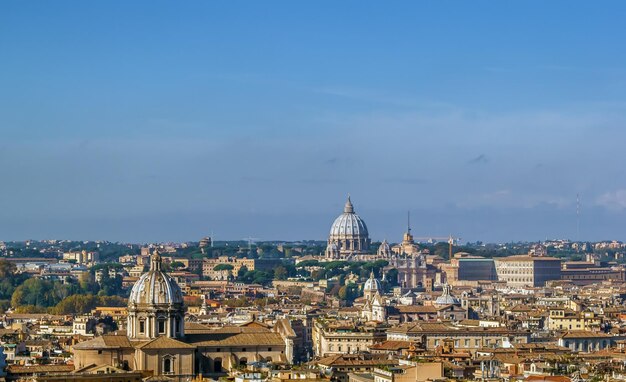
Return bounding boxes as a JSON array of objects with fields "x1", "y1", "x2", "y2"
[{"x1": 576, "y1": 194, "x2": 580, "y2": 245}]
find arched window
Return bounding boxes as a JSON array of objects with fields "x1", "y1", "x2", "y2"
[
  {"x1": 163, "y1": 358, "x2": 172, "y2": 374},
  {"x1": 239, "y1": 357, "x2": 248, "y2": 367},
  {"x1": 214, "y1": 357, "x2": 222, "y2": 373}
]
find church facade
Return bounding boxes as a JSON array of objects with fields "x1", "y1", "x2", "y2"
[
  {"x1": 323, "y1": 198, "x2": 439, "y2": 289},
  {"x1": 382, "y1": 227, "x2": 439, "y2": 289},
  {"x1": 360, "y1": 272, "x2": 387, "y2": 322}
]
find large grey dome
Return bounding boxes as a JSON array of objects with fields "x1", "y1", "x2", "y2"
[
  {"x1": 325, "y1": 196, "x2": 371, "y2": 260},
  {"x1": 329, "y1": 197, "x2": 369, "y2": 237},
  {"x1": 128, "y1": 251, "x2": 184, "y2": 307}
]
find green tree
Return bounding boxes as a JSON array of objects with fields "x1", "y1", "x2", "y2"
[
  {"x1": 338, "y1": 284, "x2": 359, "y2": 303},
  {"x1": 0, "y1": 260, "x2": 16, "y2": 278},
  {"x1": 274, "y1": 266, "x2": 288, "y2": 280},
  {"x1": 98, "y1": 295, "x2": 127, "y2": 307},
  {"x1": 11, "y1": 279, "x2": 73, "y2": 308},
  {"x1": 170, "y1": 261, "x2": 186, "y2": 270},
  {"x1": 53, "y1": 295, "x2": 100, "y2": 315},
  {"x1": 14, "y1": 305, "x2": 48, "y2": 313},
  {"x1": 98, "y1": 274, "x2": 123, "y2": 297},
  {"x1": 385, "y1": 269, "x2": 399, "y2": 287},
  {"x1": 79, "y1": 272, "x2": 99, "y2": 294},
  {"x1": 237, "y1": 265, "x2": 249, "y2": 279},
  {"x1": 311, "y1": 269, "x2": 326, "y2": 281},
  {"x1": 297, "y1": 260, "x2": 320, "y2": 268}
]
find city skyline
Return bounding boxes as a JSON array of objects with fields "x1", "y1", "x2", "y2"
[{"x1": 3, "y1": 1, "x2": 626, "y2": 242}]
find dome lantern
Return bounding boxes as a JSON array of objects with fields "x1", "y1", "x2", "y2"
[
  {"x1": 150, "y1": 249, "x2": 163, "y2": 271},
  {"x1": 344, "y1": 196, "x2": 354, "y2": 213}
]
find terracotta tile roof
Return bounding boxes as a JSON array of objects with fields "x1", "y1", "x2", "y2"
[
  {"x1": 102, "y1": 335, "x2": 133, "y2": 348},
  {"x1": 317, "y1": 355, "x2": 397, "y2": 367},
  {"x1": 7, "y1": 364, "x2": 75, "y2": 374},
  {"x1": 135, "y1": 336, "x2": 195, "y2": 350},
  {"x1": 509, "y1": 304, "x2": 533, "y2": 312},
  {"x1": 458, "y1": 319, "x2": 480, "y2": 326},
  {"x1": 560, "y1": 330, "x2": 612, "y2": 339},
  {"x1": 186, "y1": 332, "x2": 285, "y2": 347},
  {"x1": 73, "y1": 334, "x2": 133, "y2": 350},
  {"x1": 396, "y1": 305, "x2": 437, "y2": 313},
  {"x1": 525, "y1": 376, "x2": 571, "y2": 382},
  {"x1": 369, "y1": 340, "x2": 412, "y2": 350},
  {"x1": 184, "y1": 322, "x2": 213, "y2": 333}
]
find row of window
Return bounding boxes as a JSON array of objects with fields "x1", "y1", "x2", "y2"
[
  {"x1": 328, "y1": 345, "x2": 367, "y2": 352},
  {"x1": 432, "y1": 338, "x2": 520, "y2": 347},
  {"x1": 500, "y1": 270, "x2": 533, "y2": 274},
  {"x1": 328, "y1": 338, "x2": 372, "y2": 343},
  {"x1": 210, "y1": 347, "x2": 274, "y2": 352},
  {"x1": 138, "y1": 319, "x2": 178, "y2": 335}
]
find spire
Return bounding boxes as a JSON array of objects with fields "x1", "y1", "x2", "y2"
[
  {"x1": 407, "y1": 211, "x2": 411, "y2": 234},
  {"x1": 403, "y1": 211, "x2": 415, "y2": 244},
  {"x1": 150, "y1": 249, "x2": 162, "y2": 271},
  {"x1": 344, "y1": 195, "x2": 354, "y2": 213}
]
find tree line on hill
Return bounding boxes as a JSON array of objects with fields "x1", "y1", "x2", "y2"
[{"x1": 0, "y1": 260, "x2": 126, "y2": 314}]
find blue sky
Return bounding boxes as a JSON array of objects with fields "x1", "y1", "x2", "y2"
[{"x1": 2, "y1": 1, "x2": 626, "y2": 243}]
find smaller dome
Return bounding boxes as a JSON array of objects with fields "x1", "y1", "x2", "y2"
[
  {"x1": 435, "y1": 284, "x2": 460, "y2": 306},
  {"x1": 364, "y1": 272, "x2": 382, "y2": 292},
  {"x1": 325, "y1": 243, "x2": 339, "y2": 258},
  {"x1": 128, "y1": 250, "x2": 184, "y2": 307},
  {"x1": 378, "y1": 240, "x2": 391, "y2": 257}
]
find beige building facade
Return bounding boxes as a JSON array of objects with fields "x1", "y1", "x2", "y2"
[{"x1": 312, "y1": 320, "x2": 387, "y2": 357}]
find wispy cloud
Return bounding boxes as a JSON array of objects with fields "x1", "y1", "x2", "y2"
[
  {"x1": 468, "y1": 154, "x2": 489, "y2": 165},
  {"x1": 596, "y1": 190, "x2": 626, "y2": 211},
  {"x1": 312, "y1": 86, "x2": 447, "y2": 109},
  {"x1": 313, "y1": 87, "x2": 407, "y2": 106},
  {"x1": 382, "y1": 177, "x2": 428, "y2": 185}
]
